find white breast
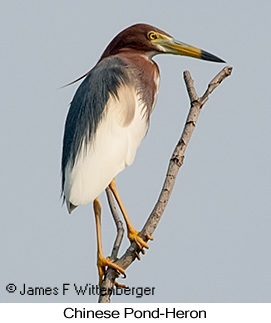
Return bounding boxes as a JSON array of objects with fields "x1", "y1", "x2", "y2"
[{"x1": 64, "y1": 86, "x2": 150, "y2": 211}]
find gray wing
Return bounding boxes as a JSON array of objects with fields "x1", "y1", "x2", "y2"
[{"x1": 61, "y1": 56, "x2": 131, "y2": 195}]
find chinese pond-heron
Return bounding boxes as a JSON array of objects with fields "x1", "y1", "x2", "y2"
[{"x1": 61, "y1": 23, "x2": 225, "y2": 285}]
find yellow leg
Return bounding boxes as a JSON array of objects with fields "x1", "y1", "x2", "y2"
[
  {"x1": 93, "y1": 198, "x2": 125, "y2": 286},
  {"x1": 109, "y1": 178, "x2": 153, "y2": 250}
]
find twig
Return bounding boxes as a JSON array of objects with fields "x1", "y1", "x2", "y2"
[
  {"x1": 105, "y1": 187, "x2": 124, "y2": 261},
  {"x1": 98, "y1": 188, "x2": 125, "y2": 303},
  {"x1": 98, "y1": 66, "x2": 233, "y2": 303}
]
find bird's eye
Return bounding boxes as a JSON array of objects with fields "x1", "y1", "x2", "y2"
[{"x1": 148, "y1": 31, "x2": 158, "y2": 41}]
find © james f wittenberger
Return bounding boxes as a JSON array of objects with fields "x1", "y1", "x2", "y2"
[{"x1": 6, "y1": 283, "x2": 155, "y2": 299}]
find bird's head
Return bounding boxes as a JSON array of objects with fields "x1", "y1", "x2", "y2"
[{"x1": 100, "y1": 23, "x2": 225, "y2": 63}]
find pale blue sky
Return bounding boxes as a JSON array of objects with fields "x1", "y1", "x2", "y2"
[{"x1": 1, "y1": 0, "x2": 271, "y2": 303}]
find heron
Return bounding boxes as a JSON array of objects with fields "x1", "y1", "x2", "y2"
[{"x1": 61, "y1": 23, "x2": 225, "y2": 285}]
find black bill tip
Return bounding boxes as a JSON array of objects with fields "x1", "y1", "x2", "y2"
[{"x1": 201, "y1": 49, "x2": 226, "y2": 63}]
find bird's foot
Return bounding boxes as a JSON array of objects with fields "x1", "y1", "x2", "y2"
[
  {"x1": 97, "y1": 255, "x2": 126, "y2": 287},
  {"x1": 128, "y1": 228, "x2": 153, "y2": 252},
  {"x1": 114, "y1": 281, "x2": 126, "y2": 288}
]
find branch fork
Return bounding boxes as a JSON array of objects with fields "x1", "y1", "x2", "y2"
[{"x1": 99, "y1": 66, "x2": 233, "y2": 303}]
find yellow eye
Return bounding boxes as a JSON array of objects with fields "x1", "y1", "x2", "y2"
[{"x1": 148, "y1": 31, "x2": 158, "y2": 41}]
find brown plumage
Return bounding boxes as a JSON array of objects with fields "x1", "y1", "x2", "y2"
[{"x1": 100, "y1": 24, "x2": 172, "y2": 60}]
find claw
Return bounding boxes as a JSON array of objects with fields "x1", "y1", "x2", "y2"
[
  {"x1": 147, "y1": 234, "x2": 154, "y2": 241},
  {"x1": 128, "y1": 229, "x2": 149, "y2": 250},
  {"x1": 97, "y1": 255, "x2": 126, "y2": 287},
  {"x1": 135, "y1": 251, "x2": 141, "y2": 260},
  {"x1": 114, "y1": 281, "x2": 126, "y2": 288}
]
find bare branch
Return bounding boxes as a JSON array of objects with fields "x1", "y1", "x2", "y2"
[
  {"x1": 98, "y1": 188, "x2": 125, "y2": 303},
  {"x1": 200, "y1": 66, "x2": 233, "y2": 104},
  {"x1": 98, "y1": 66, "x2": 233, "y2": 303},
  {"x1": 105, "y1": 187, "x2": 124, "y2": 261}
]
